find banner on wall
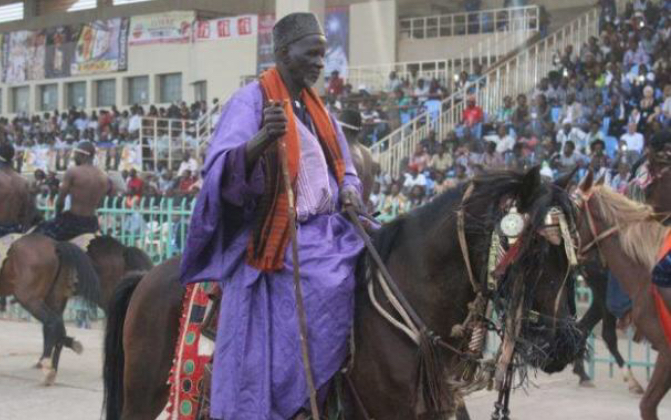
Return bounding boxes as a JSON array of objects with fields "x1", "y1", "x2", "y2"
[
  {"x1": 256, "y1": 14, "x2": 276, "y2": 75},
  {"x1": 1, "y1": 18, "x2": 129, "y2": 83},
  {"x1": 45, "y1": 26, "x2": 76, "y2": 79},
  {"x1": 2, "y1": 30, "x2": 47, "y2": 84},
  {"x1": 195, "y1": 15, "x2": 258, "y2": 41},
  {"x1": 324, "y1": 7, "x2": 350, "y2": 78},
  {"x1": 129, "y1": 11, "x2": 193, "y2": 46},
  {"x1": 71, "y1": 18, "x2": 130, "y2": 76}
]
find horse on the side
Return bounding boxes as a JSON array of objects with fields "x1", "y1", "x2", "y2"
[
  {"x1": 574, "y1": 173, "x2": 671, "y2": 420},
  {"x1": 103, "y1": 168, "x2": 584, "y2": 420},
  {"x1": 0, "y1": 233, "x2": 153, "y2": 385}
]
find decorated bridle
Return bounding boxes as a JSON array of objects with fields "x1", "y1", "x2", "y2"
[{"x1": 571, "y1": 188, "x2": 619, "y2": 264}]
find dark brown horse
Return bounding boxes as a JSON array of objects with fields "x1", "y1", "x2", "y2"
[
  {"x1": 0, "y1": 233, "x2": 153, "y2": 385},
  {"x1": 103, "y1": 168, "x2": 584, "y2": 419},
  {"x1": 574, "y1": 174, "x2": 671, "y2": 420}
]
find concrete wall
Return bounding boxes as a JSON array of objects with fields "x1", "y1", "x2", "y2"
[
  {"x1": 398, "y1": 29, "x2": 536, "y2": 62},
  {"x1": 349, "y1": 0, "x2": 397, "y2": 66}
]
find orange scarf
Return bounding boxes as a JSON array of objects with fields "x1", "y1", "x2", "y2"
[{"x1": 247, "y1": 67, "x2": 345, "y2": 272}]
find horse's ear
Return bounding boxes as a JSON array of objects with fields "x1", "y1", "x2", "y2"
[
  {"x1": 519, "y1": 165, "x2": 542, "y2": 209},
  {"x1": 579, "y1": 170, "x2": 594, "y2": 192},
  {"x1": 554, "y1": 165, "x2": 579, "y2": 190},
  {"x1": 595, "y1": 173, "x2": 607, "y2": 186}
]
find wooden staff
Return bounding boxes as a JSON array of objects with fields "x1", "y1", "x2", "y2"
[{"x1": 277, "y1": 116, "x2": 321, "y2": 419}]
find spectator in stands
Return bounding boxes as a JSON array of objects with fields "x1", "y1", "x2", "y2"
[
  {"x1": 485, "y1": 125, "x2": 516, "y2": 154},
  {"x1": 368, "y1": 182, "x2": 383, "y2": 213},
  {"x1": 511, "y1": 94, "x2": 530, "y2": 134},
  {"x1": 414, "y1": 78, "x2": 430, "y2": 104},
  {"x1": 529, "y1": 94, "x2": 553, "y2": 138},
  {"x1": 585, "y1": 120, "x2": 606, "y2": 148},
  {"x1": 158, "y1": 169, "x2": 175, "y2": 195},
  {"x1": 377, "y1": 183, "x2": 408, "y2": 223},
  {"x1": 610, "y1": 161, "x2": 632, "y2": 193},
  {"x1": 428, "y1": 143, "x2": 453, "y2": 173},
  {"x1": 177, "y1": 169, "x2": 198, "y2": 196},
  {"x1": 620, "y1": 121, "x2": 646, "y2": 154},
  {"x1": 385, "y1": 71, "x2": 403, "y2": 93},
  {"x1": 403, "y1": 165, "x2": 427, "y2": 193},
  {"x1": 327, "y1": 70, "x2": 344, "y2": 96},
  {"x1": 461, "y1": 95, "x2": 484, "y2": 133},
  {"x1": 408, "y1": 185, "x2": 427, "y2": 209},
  {"x1": 552, "y1": 140, "x2": 586, "y2": 177},
  {"x1": 126, "y1": 168, "x2": 144, "y2": 201},
  {"x1": 495, "y1": 95, "x2": 514, "y2": 128},
  {"x1": 177, "y1": 151, "x2": 199, "y2": 177},
  {"x1": 590, "y1": 138, "x2": 611, "y2": 173},
  {"x1": 482, "y1": 141, "x2": 504, "y2": 169},
  {"x1": 556, "y1": 121, "x2": 587, "y2": 152},
  {"x1": 559, "y1": 93, "x2": 583, "y2": 125}
]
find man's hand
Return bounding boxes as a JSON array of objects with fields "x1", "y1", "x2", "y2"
[
  {"x1": 245, "y1": 101, "x2": 289, "y2": 171},
  {"x1": 262, "y1": 100, "x2": 288, "y2": 143},
  {"x1": 340, "y1": 187, "x2": 365, "y2": 214}
]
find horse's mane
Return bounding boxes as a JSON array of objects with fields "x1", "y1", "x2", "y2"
[{"x1": 592, "y1": 185, "x2": 671, "y2": 271}]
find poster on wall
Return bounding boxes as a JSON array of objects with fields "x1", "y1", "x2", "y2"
[
  {"x1": 45, "y1": 26, "x2": 76, "y2": 79},
  {"x1": 324, "y1": 7, "x2": 350, "y2": 78},
  {"x1": 71, "y1": 18, "x2": 130, "y2": 76},
  {"x1": 2, "y1": 30, "x2": 47, "y2": 84},
  {"x1": 194, "y1": 15, "x2": 258, "y2": 41},
  {"x1": 1, "y1": 18, "x2": 129, "y2": 83},
  {"x1": 256, "y1": 14, "x2": 276, "y2": 75},
  {"x1": 129, "y1": 11, "x2": 193, "y2": 46}
]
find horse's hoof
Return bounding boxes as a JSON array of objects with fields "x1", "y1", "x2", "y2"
[
  {"x1": 33, "y1": 361, "x2": 43, "y2": 369},
  {"x1": 42, "y1": 369, "x2": 56, "y2": 386},
  {"x1": 71, "y1": 340, "x2": 84, "y2": 355},
  {"x1": 629, "y1": 382, "x2": 645, "y2": 395},
  {"x1": 579, "y1": 380, "x2": 595, "y2": 388}
]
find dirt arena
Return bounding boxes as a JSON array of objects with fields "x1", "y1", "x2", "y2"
[{"x1": 1, "y1": 319, "x2": 670, "y2": 420}]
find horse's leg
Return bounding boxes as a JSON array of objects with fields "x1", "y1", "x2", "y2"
[
  {"x1": 17, "y1": 299, "x2": 65, "y2": 385},
  {"x1": 640, "y1": 352, "x2": 671, "y2": 420},
  {"x1": 455, "y1": 401, "x2": 471, "y2": 420},
  {"x1": 572, "y1": 298, "x2": 602, "y2": 386},
  {"x1": 601, "y1": 312, "x2": 645, "y2": 394}
]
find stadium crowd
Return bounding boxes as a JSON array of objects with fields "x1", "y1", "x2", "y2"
[{"x1": 365, "y1": 0, "x2": 671, "y2": 221}]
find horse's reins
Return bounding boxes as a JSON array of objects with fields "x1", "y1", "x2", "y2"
[{"x1": 573, "y1": 189, "x2": 619, "y2": 263}]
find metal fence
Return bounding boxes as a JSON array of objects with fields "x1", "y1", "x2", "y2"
[{"x1": 1, "y1": 196, "x2": 195, "y2": 322}]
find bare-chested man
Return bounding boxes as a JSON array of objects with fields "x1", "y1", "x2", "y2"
[
  {"x1": 0, "y1": 142, "x2": 34, "y2": 237},
  {"x1": 33, "y1": 141, "x2": 110, "y2": 241}
]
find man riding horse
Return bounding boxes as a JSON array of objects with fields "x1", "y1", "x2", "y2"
[
  {"x1": 180, "y1": 12, "x2": 366, "y2": 420},
  {"x1": 0, "y1": 142, "x2": 33, "y2": 237},
  {"x1": 33, "y1": 141, "x2": 110, "y2": 241},
  {"x1": 0, "y1": 142, "x2": 34, "y2": 311}
]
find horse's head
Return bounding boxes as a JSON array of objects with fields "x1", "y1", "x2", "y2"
[
  {"x1": 473, "y1": 167, "x2": 584, "y2": 374},
  {"x1": 572, "y1": 170, "x2": 666, "y2": 278}
]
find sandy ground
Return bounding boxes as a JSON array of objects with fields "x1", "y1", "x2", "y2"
[{"x1": 1, "y1": 319, "x2": 670, "y2": 420}]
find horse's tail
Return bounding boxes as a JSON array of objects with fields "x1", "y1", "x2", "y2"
[
  {"x1": 103, "y1": 272, "x2": 143, "y2": 420},
  {"x1": 122, "y1": 246, "x2": 154, "y2": 272},
  {"x1": 55, "y1": 242, "x2": 100, "y2": 306}
]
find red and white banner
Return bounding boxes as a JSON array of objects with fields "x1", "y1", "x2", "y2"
[{"x1": 194, "y1": 15, "x2": 258, "y2": 41}]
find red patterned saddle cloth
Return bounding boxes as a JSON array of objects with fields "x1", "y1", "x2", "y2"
[{"x1": 165, "y1": 282, "x2": 220, "y2": 420}]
